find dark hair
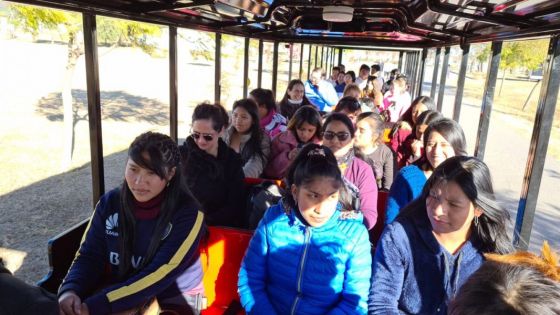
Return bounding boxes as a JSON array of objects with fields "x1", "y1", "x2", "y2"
[
  {"x1": 359, "y1": 64, "x2": 371, "y2": 72},
  {"x1": 423, "y1": 117, "x2": 467, "y2": 156},
  {"x1": 250, "y1": 88, "x2": 276, "y2": 113},
  {"x1": 287, "y1": 105, "x2": 322, "y2": 142},
  {"x1": 322, "y1": 112, "x2": 355, "y2": 138},
  {"x1": 356, "y1": 112, "x2": 385, "y2": 145},
  {"x1": 119, "y1": 132, "x2": 196, "y2": 278},
  {"x1": 398, "y1": 95, "x2": 435, "y2": 127},
  {"x1": 449, "y1": 261, "x2": 560, "y2": 315},
  {"x1": 279, "y1": 79, "x2": 312, "y2": 118},
  {"x1": 192, "y1": 103, "x2": 229, "y2": 132},
  {"x1": 414, "y1": 109, "x2": 443, "y2": 139},
  {"x1": 232, "y1": 98, "x2": 266, "y2": 165},
  {"x1": 334, "y1": 96, "x2": 361, "y2": 114},
  {"x1": 283, "y1": 144, "x2": 343, "y2": 209},
  {"x1": 371, "y1": 64, "x2": 381, "y2": 72},
  {"x1": 332, "y1": 66, "x2": 340, "y2": 72},
  {"x1": 401, "y1": 156, "x2": 513, "y2": 254},
  {"x1": 345, "y1": 71, "x2": 356, "y2": 82}
]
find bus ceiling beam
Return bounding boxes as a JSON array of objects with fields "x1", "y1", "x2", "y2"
[
  {"x1": 214, "y1": 33, "x2": 221, "y2": 104},
  {"x1": 243, "y1": 37, "x2": 250, "y2": 97},
  {"x1": 130, "y1": 0, "x2": 215, "y2": 14},
  {"x1": 258, "y1": 39, "x2": 263, "y2": 88},
  {"x1": 514, "y1": 36, "x2": 560, "y2": 250},
  {"x1": 272, "y1": 41, "x2": 279, "y2": 96},
  {"x1": 474, "y1": 41, "x2": 502, "y2": 160},
  {"x1": 436, "y1": 46, "x2": 451, "y2": 112},
  {"x1": 82, "y1": 13, "x2": 105, "y2": 206},
  {"x1": 169, "y1": 26, "x2": 178, "y2": 142},
  {"x1": 417, "y1": 48, "x2": 428, "y2": 98},
  {"x1": 430, "y1": 48, "x2": 441, "y2": 99},
  {"x1": 453, "y1": 44, "x2": 470, "y2": 122}
]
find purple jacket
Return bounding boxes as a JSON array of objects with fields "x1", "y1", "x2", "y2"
[
  {"x1": 344, "y1": 157, "x2": 379, "y2": 230},
  {"x1": 264, "y1": 131, "x2": 321, "y2": 179},
  {"x1": 260, "y1": 110, "x2": 287, "y2": 139}
]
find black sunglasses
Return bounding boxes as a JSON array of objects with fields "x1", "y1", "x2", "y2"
[
  {"x1": 322, "y1": 131, "x2": 350, "y2": 142},
  {"x1": 191, "y1": 132, "x2": 214, "y2": 142}
]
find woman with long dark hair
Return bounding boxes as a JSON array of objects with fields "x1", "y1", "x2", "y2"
[
  {"x1": 223, "y1": 98, "x2": 271, "y2": 178},
  {"x1": 277, "y1": 79, "x2": 312, "y2": 120},
  {"x1": 59, "y1": 132, "x2": 205, "y2": 315},
  {"x1": 250, "y1": 88, "x2": 287, "y2": 139},
  {"x1": 181, "y1": 103, "x2": 246, "y2": 227},
  {"x1": 369, "y1": 156, "x2": 513, "y2": 314}
]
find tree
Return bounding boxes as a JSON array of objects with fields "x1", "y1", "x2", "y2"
[{"x1": 8, "y1": 4, "x2": 162, "y2": 170}]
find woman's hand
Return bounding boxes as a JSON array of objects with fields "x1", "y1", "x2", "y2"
[
  {"x1": 59, "y1": 291, "x2": 83, "y2": 315},
  {"x1": 288, "y1": 148, "x2": 299, "y2": 160}
]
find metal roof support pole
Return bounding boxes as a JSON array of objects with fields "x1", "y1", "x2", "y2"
[
  {"x1": 299, "y1": 43, "x2": 304, "y2": 80},
  {"x1": 398, "y1": 51, "x2": 404, "y2": 71},
  {"x1": 243, "y1": 37, "x2": 249, "y2": 98},
  {"x1": 437, "y1": 47, "x2": 451, "y2": 112},
  {"x1": 327, "y1": 47, "x2": 332, "y2": 76},
  {"x1": 430, "y1": 48, "x2": 441, "y2": 100},
  {"x1": 331, "y1": 48, "x2": 335, "y2": 72},
  {"x1": 325, "y1": 47, "x2": 330, "y2": 77},
  {"x1": 307, "y1": 45, "x2": 313, "y2": 79},
  {"x1": 258, "y1": 39, "x2": 263, "y2": 88},
  {"x1": 410, "y1": 52, "x2": 419, "y2": 97},
  {"x1": 320, "y1": 46, "x2": 324, "y2": 69},
  {"x1": 406, "y1": 52, "x2": 411, "y2": 76},
  {"x1": 514, "y1": 36, "x2": 560, "y2": 250},
  {"x1": 414, "y1": 51, "x2": 421, "y2": 96},
  {"x1": 83, "y1": 13, "x2": 104, "y2": 205},
  {"x1": 474, "y1": 41, "x2": 502, "y2": 160},
  {"x1": 453, "y1": 44, "x2": 470, "y2": 122},
  {"x1": 214, "y1": 33, "x2": 221, "y2": 104},
  {"x1": 338, "y1": 48, "x2": 343, "y2": 66},
  {"x1": 169, "y1": 26, "x2": 178, "y2": 142},
  {"x1": 417, "y1": 48, "x2": 427, "y2": 98},
  {"x1": 288, "y1": 42, "x2": 293, "y2": 81},
  {"x1": 272, "y1": 41, "x2": 279, "y2": 96},
  {"x1": 314, "y1": 45, "x2": 318, "y2": 69}
]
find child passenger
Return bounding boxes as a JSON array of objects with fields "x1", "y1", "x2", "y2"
[
  {"x1": 59, "y1": 132, "x2": 205, "y2": 315},
  {"x1": 369, "y1": 156, "x2": 513, "y2": 314},
  {"x1": 238, "y1": 144, "x2": 372, "y2": 314},
  {"x1": 264, "y1": 105, "x2": 322, "y2": 179}
]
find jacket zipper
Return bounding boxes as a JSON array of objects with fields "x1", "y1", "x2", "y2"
[{"x1": 290, "y1": 227, "x2": 311, "y2": 315}]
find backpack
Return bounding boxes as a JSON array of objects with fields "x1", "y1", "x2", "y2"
[{"x1": 245, "y1": 181, "x2": 284, "y2": 229}]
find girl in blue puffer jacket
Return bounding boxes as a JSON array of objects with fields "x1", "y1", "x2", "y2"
[{"x1": 238, "y1": 144, "x2": 372, "y2": 315}]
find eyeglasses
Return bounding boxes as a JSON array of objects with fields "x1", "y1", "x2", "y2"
[
  {"x1": 191, "y1": 131, "x2": 215, "y2": 142},
  {"x1": 322, "y1": 131, "x2": 351, "y2": 142}
]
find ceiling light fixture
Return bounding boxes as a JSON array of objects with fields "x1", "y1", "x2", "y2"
[{"x1": 323, "y1": 5, "x2": 354, "y2": 23}]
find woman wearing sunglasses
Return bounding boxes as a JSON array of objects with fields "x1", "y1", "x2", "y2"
[
  {"x1": 180, "y1": 103, "x2": 246, "y2": 228},
  {"x1": 322, "y1": 112, "x2": 378, "y2": 230}
]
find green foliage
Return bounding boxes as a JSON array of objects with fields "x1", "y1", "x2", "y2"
[
  {"x1": 9, "y1": 4, "x2": 80, "y2": 40},
  {"x1": 472, "y1": 39, "x2": 548, "y2": 72}
]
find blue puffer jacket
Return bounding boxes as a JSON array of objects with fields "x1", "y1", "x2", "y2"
[{"x1": 238, "y1": 201, "x2": 372, "y2": 315}]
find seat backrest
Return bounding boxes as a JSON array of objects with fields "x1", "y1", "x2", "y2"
[
  {"x1": 200, "y1": 226, "x2": 253, "y2": 312},
  {"x1": 369, "y1": 191, "x2": 389, "y2": 247},
  {"x1": 38, "y1": 219, "x2": 89, "y2": 293}
]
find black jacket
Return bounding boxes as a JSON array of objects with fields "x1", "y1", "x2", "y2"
[{"x1": 180, "y1": 137, "x2": 246, "y2": 227}]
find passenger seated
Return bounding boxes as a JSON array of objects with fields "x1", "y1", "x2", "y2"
[
  {"x1": 322, "y1": 113, "x2": 378, "y2": 229},
  {"x1": 277, "y1": 79, "x2": 313, "y2": 120},
  {"x1": 222, "y1": 99, "x2": 271, "y2": 178},
  {"x1": 249, "y1": 88, "x2": 287, "y2": 139},
  {"x1": 362, "y1": 75, "x2": 384, "y2": 110},
  {"x1": 389, "y1": 95, "x2": 435, "y2": 167},
  {"x1": 382, "y1": 75, "x2": 412, "y2": 122},
  {"x1": 342, "y1": 83, "x2": 361, "y2": 100},
  {"x1": 304, "y1": 67, "x2": 339, "y2": 112},
  {"x1": 59, "y1": 132, "x2": 205, "y2": 315},
  {"x1": 405, "y1": 109, "x2": 442, "y2": 166},
  {"x1": 449, "y1": 242, "x2": 560, "y2": 315},
  {"x1": 264, "y1": 105, "x2": 322, "y2": 179},
  {"x1": 369, "y1": 156, "x2": 513, "y2": 315},
  {"x1": 354, "y1": 112, "x2": 396, "y2": 191},
  {"x1": 180, "y1": 103, "x2": 246, "y2": 227},
  {"x1": 238, "y1": 144, "x2": 372, "y2": 314},
  {"x1": 333, "y1": 96, "x2": 362, "y2": 125},
  {"x1": 385, "y1": 116, "x2": 465, "y2": 225}
]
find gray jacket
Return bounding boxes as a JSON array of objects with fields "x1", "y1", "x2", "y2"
[{"x1": 223, "y1": 126, "x2": 271, "y2": 178}]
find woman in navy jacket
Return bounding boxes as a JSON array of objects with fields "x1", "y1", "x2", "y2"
[
  {"x1": 59, "y1": 132, "x2": 204, "y2": 315},
  {"x1": 369, "y1": 156, "x2": 513, "y2": 315}
]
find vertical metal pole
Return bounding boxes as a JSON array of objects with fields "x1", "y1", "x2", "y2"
[
  {"x1": 437, "y1": 47, "x2": 451, "y2": 112},
  {"x1": 307, "y1": 44, "x2": 313, "y2": 78},
  {"x1": 214, "y1": 33, "x2": 221, "y2": 104},
  {"x1": 410, "y1": 52, "x2": 418, "y2": 97},
  {"x1": 398, "y1": 51, "x2": 404, "y2": 71},
  {"x1": 332, "y1": 48, "x2": 336, "y2": 69},
  {"x1": 169, "y1": 26, "x2": 178, "y2": 142},
  {"x1": 326, "y1": 47, "x2": 330, "y2": 77},
  {"x1": 258, "y1": 39, "x2": 263, "y2": 88},
  {"x1": 243, "y1": 37, "x2": 250, "y2": 97},
  {"x1": 417, "y1": 48, "x2": 427, "y2": 98},
  {"x1": 299, "y1": 43, "x2": 304, "y2": 80},
  {"x1": 314, "y1": 45, "x2": 318, "y2": 68},
  {"x1": 83, "y1": 13, "x2": 104, "y2": 204},
  {"x1": 430, "y1": 48, "x2": 441, "y2": 100},
  {"x1": 338, "y1": 48, "x2": 343, "y2": 66},
  {"x1": 272, "y1": 41, "x2": 279, "y2": 96},
  {"x1": 474, "y1": 41, "x2": 503, "y2": 160},
  {"x1": 453, "y1": 44, "x2": 470, "y2": 122},
  {"x1": 320, "y1": 46, "x2": 324, "y2": 69},
  {"x1": 514, "y1": 36, "x2": 560, "y2": 250},
  {"x1": 288, "y1": 42, "x2": 293, "y2": 81}
]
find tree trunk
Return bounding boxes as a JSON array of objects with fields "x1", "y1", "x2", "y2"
[{"x1": 61, "y1": 31, "x2": 84, "y2": 171}]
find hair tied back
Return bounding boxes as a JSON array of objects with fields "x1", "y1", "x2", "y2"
[{"x1": 307, "y1": 148, "x2": 326, "y2": 157}]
